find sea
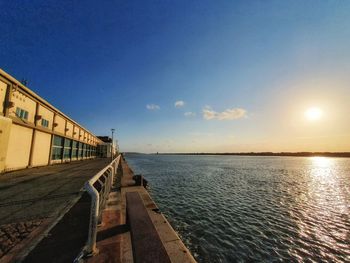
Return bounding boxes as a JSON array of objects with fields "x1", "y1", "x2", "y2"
[{"x1": 124, "y1": 154, "x2": 350, "y2": 262}]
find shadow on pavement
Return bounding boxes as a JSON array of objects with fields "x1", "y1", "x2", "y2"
[{"x1": 23, "y1": 192, "x2": 91, "y2": 263}]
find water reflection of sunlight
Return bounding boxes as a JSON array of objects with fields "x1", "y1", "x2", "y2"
[
  {"x1": 310, "y1": 156, "x2": 334, "y2": 168},
  {"x1": 296, "y1": 155, "x2": 347, "y2": 256},
  {"x1": 310, "y1": 157, "x2": 334, "y2": 178}
]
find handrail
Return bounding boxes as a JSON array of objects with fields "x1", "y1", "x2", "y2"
[{"x1": 83, "y1": 154, "x2": 121, "y2": 256}]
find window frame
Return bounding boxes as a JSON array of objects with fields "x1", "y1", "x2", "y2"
[
  {"x1": 15, "y1": 107, "x2": 29, "y2": 120},
  {"x1": 41, "y1": 118, "x2": 49, "y2": 128},
  {"x1": 51, "y1": 135, "x2": 64, "y2": 160}
]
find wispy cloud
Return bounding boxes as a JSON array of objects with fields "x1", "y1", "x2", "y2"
[
  {"x1": 146, "y1": 104, "x2": 160, "y2": 110},
  {"x1": 203, "y1": 106, "x2": 247, "y2": 120},
  {"x1": 184, "y1": 111, "x2": 196, "y2": 117},
  {"x1": 174, "y1": 100, "x2": 185, "y2": 108}
]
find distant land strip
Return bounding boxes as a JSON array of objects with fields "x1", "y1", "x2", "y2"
[{"x1": 125, "y1": 152, "x2": 350, "y2": 158}]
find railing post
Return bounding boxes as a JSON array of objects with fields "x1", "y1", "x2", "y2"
[
  {"x1": 80, "y1": 155, "x2": 121, "y2": 259},
  {"x1": 84, "y1": 182, "x2": 100, "y2": 256},
  {"x1": 106, "y1": 168, "x2": 111, "y2": 193},
  {"x1": 110, "y1": 165, "x2": 115, "y2": 187}
]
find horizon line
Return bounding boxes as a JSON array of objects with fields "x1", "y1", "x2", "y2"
[{"x1": 123, "y1": 151, "x2": 350, "y2": 157}]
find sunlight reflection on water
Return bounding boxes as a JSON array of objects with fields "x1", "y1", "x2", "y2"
[
  {"x1": 126, "y1": 154, "x2": 350, "y2": 262},
  {"x1": 301, "y1": 156, "x2": 349, "y2": 258},
  {"x1": 310, "y1": 156, "x2": 334, "y2": 167}
]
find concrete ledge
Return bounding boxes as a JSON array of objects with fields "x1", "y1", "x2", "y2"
[
  {"x1": 121, "y1": 187, "x2": 196, "y2": 263},
  {"x1": 86, "y1": 190, "x2": 125, "y2": 263},
  {"x1": 126, "y1": 191, "x2": 171, "y2": 263}
]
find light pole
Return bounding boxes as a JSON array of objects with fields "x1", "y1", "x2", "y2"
[
  {"x1": 111, "y1": 128, "x2": 115, "y2": 160},
  {"x1": 115, "y1": 139, "x2": 119, "y2": 153}
]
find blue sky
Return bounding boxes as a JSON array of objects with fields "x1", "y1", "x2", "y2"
[{"x1": 1, "y1": 1, "x2": 350, "y2": 152}]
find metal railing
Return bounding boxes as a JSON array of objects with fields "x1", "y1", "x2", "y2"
[{"x1": 83, "y1": 154, "x2": 121, "y2": 256}]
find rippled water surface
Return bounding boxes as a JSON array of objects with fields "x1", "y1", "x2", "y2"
[{"x1": 125, "y1": 154, "x2": 350, "y2": 262}]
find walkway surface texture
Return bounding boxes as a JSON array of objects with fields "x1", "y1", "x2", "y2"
[
  {"x1": 88, "y1": 158, "x2": 196, "y2": 263},
  {"x1": 0, "y1": 158, "x2": 110, "y2": 261},
  {"x1": 0, "y1": 157, "x2": 196, "y2": 263}
]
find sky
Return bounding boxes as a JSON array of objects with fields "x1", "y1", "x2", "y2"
[{"x1": 1, "y1": 0, "x2": 350, "y2": 153}]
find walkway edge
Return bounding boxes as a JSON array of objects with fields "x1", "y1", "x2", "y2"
[
  {"x1": 0, "y1": 191, "x2": 84, "y2": 263},
  {"x1": 121, "y1": 186, "x2": 197, "y2": 263}
]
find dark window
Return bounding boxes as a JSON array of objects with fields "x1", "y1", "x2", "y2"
[
  {"x1": 84, "y1": 144, "x2": 88, "y2": 157},
  {"x1": 64, "y1": 139, "x2": 71, "y2": 147},
  {"x1": 53, "y1": 135, "x2": 64, "y2": 146},
  {"x1": 41, "y1": 119, "x2": 49, "y2": 127},
  {"x1": 87, "y1": 145, "x2": 91, "y2": 157},
  {"x1": 52, "y1": 147, "x2": 62, "y2": 160},
  {"x1": 72, "y1": 141, "x2": 78, "y2": 148},
  {"x1": 63, "y1": 139, "x2": 72, "y2": 159},
  {"x1": 78, "y1": 142, "x2": 82, "y2": 158},
  {"x1": 72, "y1": 141, "x2": 78, "y2": 158},
  {"x1": 82, "y1": 144, "x2": 86, "y2": 158},
  {"x1": 51, "y1": 135, "x2": 64, "y2": 160},
  {"x1": 16, "y1": 107, "x2": 29, "y2": 120}
]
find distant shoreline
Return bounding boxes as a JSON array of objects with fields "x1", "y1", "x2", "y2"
[{"x1": 125, "y1": 152, "x2": 350, "y2": 158}]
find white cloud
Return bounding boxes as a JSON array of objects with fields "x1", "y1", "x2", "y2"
[
  {"x1": 203, "y1": 106, "x2": 247, "y2": 120},
  {"x1": 174, "y1": 100, "x2": 185, "y2": 108},
  {"x1": 184, "y1": 111, "x2": 196, "y2": 117},
  {"x1": 146, "y1": 104, "x2": 160, "y2": 110}
]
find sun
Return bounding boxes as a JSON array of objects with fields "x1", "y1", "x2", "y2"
[{"x1": 305, "y1": 107, "x2": 323, "y2": 121}]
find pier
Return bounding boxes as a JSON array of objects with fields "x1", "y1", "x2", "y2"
[
  {"x1": 0, "y1": 156, "x2": 196, "y2": 262},
  {"x1": 0, "y1": 158, "x2": 109, "y2": 261}
]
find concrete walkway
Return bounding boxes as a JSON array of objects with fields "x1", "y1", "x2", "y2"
[
  {"x1": 1, "y1": 157, "x2": 196, "y2": 263},
  {"x1": 0, "y1": 158, "x2": 110, "y2": 261},
  {"x1": 88, "y1": 158, "x2": 196, "y2": 263},
  {"x1": 0, "y1": 158, "x2": 110, "y2": 224},
  {"x1": 85, "y1": 158, "x2": 136, "y2": 263}
]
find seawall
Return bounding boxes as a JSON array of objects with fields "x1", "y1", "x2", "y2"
[{"x1": 88, "y1": 157, "x2": 197, "y2": 263}]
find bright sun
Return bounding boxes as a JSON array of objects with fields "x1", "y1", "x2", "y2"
[{"x1": 305, "y1": 107, "x2": 323, "y2": 121}]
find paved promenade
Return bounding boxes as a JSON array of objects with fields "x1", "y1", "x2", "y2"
[
  {"x1": 0, "y1": 158, "x2": 110, "y2": 224},
  {"x1": 88, "y1": 158, "x2": 196, "y2": 263},
  {"x1": 1, "y1": 157, "x2": 196, "y2": 262},
  {"x1": 0, "y1": 158, "x2": 110, "y2": 260}
]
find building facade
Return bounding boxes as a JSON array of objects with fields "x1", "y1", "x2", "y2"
[
  {"x1": 96, "y1": 136, "x2": 117, "y2": 158},
  {"x1": 0, "y1": 69, "x2": 102, "y2": 173}
]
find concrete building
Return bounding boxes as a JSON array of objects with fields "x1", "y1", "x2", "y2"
[
  {"x1": 96, "y1": 136, "x2": 117, "y2": 158},
  {"x1": 0, "y1": 68, "x2": 102, "y2": 173}
]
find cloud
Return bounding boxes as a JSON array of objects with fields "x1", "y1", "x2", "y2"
[
  {"x1": 184, "y1": 111, "x2": 196, "y2": 117},
  {"x1": 202, "y1": 106, "x2": 247, "y2": 120},
  {"x1": 174, "y1": 100, "x2": 185, "y2": 108},
  {"x1": 146, "y1": 104, "x2": 160, "y2": 110}
]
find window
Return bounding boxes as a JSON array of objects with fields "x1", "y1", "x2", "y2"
[
  {"x1": 41, "y1": 118, "x2": 49, "y2": 128},
  {"x1": 63, "y1": 139, "x2": 72, "y2": 159},
  {"x1": 78, "y1": 143, "x2": 83, "y2": 158},
  {"x1": 87, "y1": 145, "x2": 91, "y2": 157},
  {"x1": 82, "y1": 143, "x2": 86, "y2": 158},
  {"x1": 72, "y1": 141, "x2": 78, "y2": 158},
  {"x1": 16, "y1": 107, "x2": 29, "y2": 120},
  {"x1": 94, "y1": 146, "x2": 97, "y2": 156},
  {"x1": 84, "y1": 144, "x2": 88, "y2": 157},
  {"x1": 51, "y1": 135, "x2": 64, "y2": 160}
]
